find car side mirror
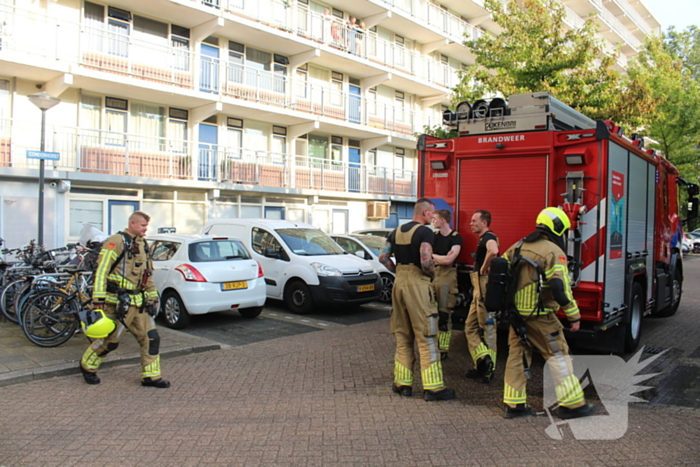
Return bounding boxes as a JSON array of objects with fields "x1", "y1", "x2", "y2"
[
  {"x1": 355, "y1": 250, "x2": 366, "y2": 259},
  {"x1": 264, "y1": 246, "x2": 280, "y2": 259}
]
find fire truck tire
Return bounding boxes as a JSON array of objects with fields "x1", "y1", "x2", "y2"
[
  {"x1": 657, "y1": 266, "x2": 682, "y2": 318},
  {"x1": 624, "y1": 282, "x2": 644, "y2": 353}
]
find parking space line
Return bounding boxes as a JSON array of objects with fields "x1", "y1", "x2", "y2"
[{"x1": 260, "y1": 310, "x2": 343, "y2": 329}]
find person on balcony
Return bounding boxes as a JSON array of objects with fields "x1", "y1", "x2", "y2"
[
  {"x1": 355, "y1": 20, "x2": 366, "y2": 57},
  {"x1": 322, "y1": 9, "x2": 332, "y2": 44},
  {"x1": 347, "y1": 16, "x2": 357, "y2": 54}
]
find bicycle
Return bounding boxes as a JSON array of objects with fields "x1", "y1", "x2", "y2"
[{"x1": 19, "y1": 270, "x2": 94, "y2": 347}]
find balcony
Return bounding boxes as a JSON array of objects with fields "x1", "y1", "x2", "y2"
[
  {"x1": 0, "y1": 119, "x2": 417, "y2": 198},
  {"x1": 562, "y1": 0, "x2": 642, "y2": 53}
]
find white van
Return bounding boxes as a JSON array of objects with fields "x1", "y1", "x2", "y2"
[{"x1": 203, "y1": 219, "x2": 381, "y2": 314}]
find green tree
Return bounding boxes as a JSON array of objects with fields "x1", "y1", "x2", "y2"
[
  {"x1": 665, "y1": 26, "x2": 700, "y2": 82},
  {"x1": 624, "y1": 34, "x2": 700, "y2": 177},
  {"x1": 453, "y1": 0, "x2": 623, "y2": 119}
]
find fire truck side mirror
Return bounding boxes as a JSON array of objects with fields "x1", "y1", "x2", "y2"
[{"x1": 688, "y1": 197, "x2": 699, "y2": 221}]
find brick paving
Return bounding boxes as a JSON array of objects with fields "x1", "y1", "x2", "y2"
[{"x1": 1, "y1": 257, "x2": 700, "y2": 465}]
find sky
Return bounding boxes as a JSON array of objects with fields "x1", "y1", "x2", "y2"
[{"x1": 640, "y1": 0, "x2": 699, "y2": 32}]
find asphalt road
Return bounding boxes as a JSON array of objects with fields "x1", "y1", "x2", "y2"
[{"x1": 160, "y1": 299, "x2": 392, "y2": 348}]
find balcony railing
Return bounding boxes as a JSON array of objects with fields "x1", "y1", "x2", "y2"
[
  {"x1": 371, "y1": 0, "x2": 484, "y2": 43},
  {"x1": 0, "y1": 120, "x2": 417, "y2": 197}
]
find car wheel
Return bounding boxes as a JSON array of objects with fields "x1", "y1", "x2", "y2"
[
  {"x1": 623, "y1": 282, "x2": 643, "y2": 353},
  {"x1": 379, "y1": 273, "x2": 394, "y2": 303},
  {"x1": 162, "y1": 291, "x2": 190, "y2": 329},
  {"x1": 284, "y1": 280, "x2": 314, "y2": 315},
  {"x1": 239, "y1": 306, "x2": 263, "y2": 319}
]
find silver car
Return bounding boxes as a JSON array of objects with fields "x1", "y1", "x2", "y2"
[{"x1": 331, "y1": 234, "x2": 394, "y2": 303}]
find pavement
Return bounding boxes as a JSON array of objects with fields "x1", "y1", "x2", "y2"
[
  {"x1": 0, "y1": 318, "x2": 221, "y2": 387},
  {"x1": 0, "y1": 259, "x2": 700, "y2": 465}
]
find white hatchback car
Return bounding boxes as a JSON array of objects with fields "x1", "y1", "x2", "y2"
[
  {"x1": 148, "y1": 234, "x2": 266, "y2": 329},
  {"x1": 331, "y1": 234, "x2": 394, "y2": 303}
]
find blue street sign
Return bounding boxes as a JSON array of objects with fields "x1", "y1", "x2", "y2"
[{"x1": 27, "y1": 150, "x2": 60, "y2": 161}]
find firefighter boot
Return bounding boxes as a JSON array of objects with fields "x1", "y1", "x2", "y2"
[
  {"x1": 504, "y1": 404, "x2": 532, "y2": 419},
  {"x1": 392, "y1": 384, "x2": 413, "y2": 397},
  {"x1": 478, "y1": 355, "x2": 495, "y2": 384},
  {"x1": 424, "y1": 388, "x2": 456, "y2": 401},
  {"x1": 466, "y1": 355, "x2": 494, "y2": 383},
  {"x1": 558, "y1": 403, "x2": 595, "y2": 420},
  {"x1": 142, "y1": 377, "x2": 171, "y2": 388},
  {"x1": 80, "y1": 365, "x2": 100, "y2": 385}
]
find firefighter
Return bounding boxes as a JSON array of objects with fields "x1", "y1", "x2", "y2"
[
  {"x1": 79, "y1": 211, "x2": 170, "y2": 388},
  {"x1": 501, "y1": 207, "x2": 594, "y2": 419},
  {"x1": 379, "y1": 198, "x2": 456, "y2": 401},
  {"x1": 465, "y1": 210, "x2": 498, "y2": 383},
  {"x1": 432, "y1": 209, "x2": 463, "y2": 360}
]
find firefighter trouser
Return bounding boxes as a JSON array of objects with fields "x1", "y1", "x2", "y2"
[
  {"x1": 81, "y1": 302, "x2": 163, "y2": 381},
  {"x1": 465, "y1": 272, "x2": 496, "y2": 367},
  {"x1": 503, "y1": 312, "x2": 585, "y2": 409},
  {"x1": 434, "y1": 265, "x2": 458, "y2": 354},
  {"x1": 391, "y1": 264, "x2": 445, "y2": 391}
]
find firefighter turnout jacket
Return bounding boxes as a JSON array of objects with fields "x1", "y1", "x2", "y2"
[
  {"x1": 502, "y1": 234, "x2": 580, "y2": 323},
  {"x1": 92, "y1": 232, "x2": 158, "y2": 307}
]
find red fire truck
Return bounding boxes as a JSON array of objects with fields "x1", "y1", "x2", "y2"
[{"x1": 418, "y1": 92, "x2": 698, "y2": 353}]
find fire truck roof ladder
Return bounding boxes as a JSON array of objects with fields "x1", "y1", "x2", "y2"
[{"x1": 445, "y1": 92, "x2": 597, "y2": 135}]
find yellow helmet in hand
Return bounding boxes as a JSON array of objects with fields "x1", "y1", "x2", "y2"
[{"x1": 79, "y1": 309, "x2": 116, "y2": 339}]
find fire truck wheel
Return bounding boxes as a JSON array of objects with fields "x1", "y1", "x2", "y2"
[
  {"x1": 624, "y1": 282, "x2": 643, "y2": 353},
  {"x1": 657, "y1": 266, "x2": 682, "y2": 318}
]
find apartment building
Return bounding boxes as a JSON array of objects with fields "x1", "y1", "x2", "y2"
[{"x1": 0, "y1": 0, "x2": 659, "y2": 248}]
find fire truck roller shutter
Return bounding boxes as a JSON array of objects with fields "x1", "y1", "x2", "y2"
[{"x1": 458, "y1": 155, "x2": 548, "y2": 266}]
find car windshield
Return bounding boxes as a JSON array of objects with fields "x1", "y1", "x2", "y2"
[
  {"x1": 352, "y1": 235, "x2": 387, "y2": 255},
  {"x1": 188, "y1": 240, "x2": 251, "y2": 262},
  {"x1": 276, "y1": 228, "x2": 344, "y2": 256}
]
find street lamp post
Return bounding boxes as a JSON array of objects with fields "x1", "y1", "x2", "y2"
[{"x1": 28, "y1": 92, "x2": 61, "y2": 247}]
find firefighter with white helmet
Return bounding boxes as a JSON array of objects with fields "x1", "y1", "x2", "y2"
[
  {"x1": 501, "y1": 207, "x2": 594, "y2": 419},
  {"x1": 79, "y1": 210, "x2": 169, "y2": 388}
]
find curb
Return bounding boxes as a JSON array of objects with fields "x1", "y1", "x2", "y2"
[{"x1": 0, "y1": 342, "x2": 221, "y2": 387}]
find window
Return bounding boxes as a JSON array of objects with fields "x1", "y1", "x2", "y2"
[
  {"x1": 131, "y1": 102, "x2": 165, "y2": 151},
  {"x1": 367, "y1": 149, "x2": 377, "y2": 167},
  {"x1": 331, "y1": 135, "x2": 343, "y2": 165},
  {"x1": 169, "y1": 108, "x2": 188, "y2": 154},
  {"x1": 295, "y1": 63, "x2": 308, "y2": 98},
  {"x1": 252, "y1": 227, "x2": 284, "y2": 257},
  {"x1": 368, "y1": 86, "x2": 377, "y2": 115},
  {"x1": 189, "y1": 240, "x2": 250, "y2": 262},
  {"x1": 105, "y1": 97, "x2": 127, "y2": 146},
  {"x1": 69, "y1": 200, "x2": 103, "y2": 237},
  {"x1": 309, "y1": 133, "x2": 328, "y2": 162},
  {"x1": 227, "y1": 118, "x2": 244, "y2": 160},
  {"x1": 150, "y1": 241, "x2": 181, "y2": 261},
  {"x1": 272, "y1": 126, "x2": 287, "y2": 158},
  {"x1": 331, "y1": 71, "x2": 343, "y2": 107},
  {"x1": 395, "y1": 91, "x2": 406, "y2": 123},
  {"x1": 171, "y1": 25, "x2": 190, "y2": 71}
]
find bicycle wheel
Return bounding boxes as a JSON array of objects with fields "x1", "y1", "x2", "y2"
[
  {"x1": 21, "y1": 291, "x2": 79, "y2": 347},
  {"x1": 0, "y1": 277, "x2": 27, "y2": 324}
]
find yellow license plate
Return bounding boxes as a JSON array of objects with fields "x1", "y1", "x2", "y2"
[
  {"x1": 357, "y1": 284, "x2": 375, "y2": 292},
  {"x1": 222, "y1": 281, "x2": 248, "y2": 291}
]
